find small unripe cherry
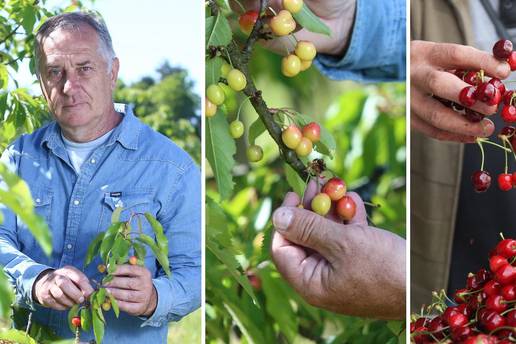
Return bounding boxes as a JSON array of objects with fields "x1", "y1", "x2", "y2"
[
  {"x1": 97, "y1": 264, "x2": 106, "y2": 273},
  {"x1": 205, "y1": 98, "x2": 217, "y2": 117},
  {"x1": 302, "y1": 122, "x2": 320, "y2": 142},
  {"x1": 227, "y1": 69, "x2": 247, "y2": 91},
  {"x1": 129, "y1": 255, "x2": 138, "y2": 265},
  {"x1": 281, "y1": 125, "x2": 302, "y2": 149},
  {"x1": 295, "y1": 41, "x2": 316, "y2": 61},
  {"x1": 283, "y1": 0, "x2": 303, "y2": 13},
  {"x1": 220, "y1": 62, "x2": 232, "y2": 77},
  {"x1": 71, "y1": 316, "x2": 81, "y2": 328},
  {"x1": 270, "y1": 10, "x2": 296, "y2": 36},
  {"x1": 247, "y1": 145, "x2": 263, "y2": 162},
  {"x1": 295, "y1": 137, "x2": 312, "y2": 156},
  {"x1": 336, "y1": 196, "x2": 356, "y2": 221},
  {"x1": 322, "y1": 177, "x2": 346, "y2": 201},
  {"x1": 299, "y1": 59, "x2": 312, "y2": 71},
  {"x1": 282, "y1": 54, "x2": 301, "y2": 77},
  {"x1": 311, "y1": 193, "x2": 331, "y2": 216},
  {"x1": 239, "y1": 10, "x2": 259, "y2": 35},
  {"x1": 246, "y1": 271, "x2": 262, "y2": 290},
  {"x1": 102, "y1": 301, "x2": 111, "y2": 311},
  {"x1": 206, "y1": 84, "x2": 225, "y2": 106},
  {"x1": 229, "y1": 120, "x2": 244, "y2": 139}
]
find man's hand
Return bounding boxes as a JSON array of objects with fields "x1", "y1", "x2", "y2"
[
  {"x1": 411, "y1": 40, "x2": 511, "y2": 142},
  {"x1": 33, "y1": 266, "x2": 94, "y2": 311},
  {"x1": 233, "y1": 0, "x2": 356, "y2": 56},
  {"x1": 271, "y1": 182, "x2": 405, "y2": 319},
  {"x1": 105, "y1": 264, "x2": 157, "y2": 317}
]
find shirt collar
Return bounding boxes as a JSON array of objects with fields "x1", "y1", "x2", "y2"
[{"x1": 41, "y1": 103, "x2": 141, "y2": 151}]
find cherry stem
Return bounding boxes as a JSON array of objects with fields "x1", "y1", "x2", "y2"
[
  {"x1": 477, "y1": 137, "x2": 512, "y2": 152},
  {"x1": 232, "y1": 0, "x2": 246, "y2": 12},
  {"x1": 504, "y1": 139, "x2": 509, "y2": 174},
  {"x1": 299, "y1": 174, "x2": 311, "y2": 206},
  {"x1": 480, "y1": 69, "x2": 485, "y2": 83},
  {"x1": 477, "y1": 140, "x2": 486, "y2": 171},
  {"x1": 503, "y1": 136, "x2": 516, "y2": 163},
  {"x1": 236, "y1": 96, "x2": 252, "y2": 120},
  {"x1": 363, "y1": 201, "x2": 381, "y2": 208},
  {"x1": 224, "y1": 48, "x2": 234, "y2": 68},
  {"x1": 74, "y1": 326, "x2": 80, "y2": 344},
  {"x1": 268, "y1": 6, "x2": 277, "y2": 16}
]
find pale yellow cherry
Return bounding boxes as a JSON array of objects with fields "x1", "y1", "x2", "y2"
[
  {"x1": 281, "y1": 54, "x2": 301, "y2": 77},
  {"x1": 283, "y1": 0, "x2": 303, "y2": 13},
  {"x1": 295, "y1": 41, "x2": 316, "y2": 61},
  {"x1": 300, "y1": 59, "x2": 312, "y2": 71},
  {"x1": 270, "y1": 10, "x2": 296, "y2": 36}
]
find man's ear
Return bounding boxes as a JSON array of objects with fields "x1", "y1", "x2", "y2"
[{"x1": 110, "y1": 57, "x2": 120, "y2": 90}]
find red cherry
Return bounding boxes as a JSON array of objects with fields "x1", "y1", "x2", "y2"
[
  {"x1": 485, "y1": 294, "x2": 507, "y2": 312},
  {"x1": 463, "y1": 71, "x2": 480, "y2": 85},
  {"x1": 464, "y1": 108, "x2": 485, "y2": 123},
  {"x1": 498, "y1": 173, "x2": 513, "y2": 191},
  {"x1": 489, "y1": 255, "x2": 509, "y2": 272},
  {"x1": 459, "y1": 86, "x2": 477, "y2": 107},
  {"x1": 71, "y1": 316, "x2": 81, "y2": 328},
  {"x1": 512, "y1": 172, "x2": 516, "y2": 187},
  {"x1": 322, "y1": 177, "x2": 346, "y2": 201},
  {"x1": 486, "y1": 87, "x2": 501, "y2": 106},
  {"x1": 502, "y1": 284, "x2": 516, "y2": 301},
  {"x1": 454, "y1": 69, "x2": 466, "y2": 78},
  {"x1": 506, "y1": 309, "x2": 516, "y2": 327},
  {"x1": 302, "y1": 122, "x2": 321, "y2": 143},
  {"x1": 496, "y1": 239, "x2": 516, "y2": 258},
  {"x1": 412, "y1": 326, "x2": 429, "y2": 344},
  {"x1": 502, "y1": 105, "x2": 516, "y2": 122},
  {"x1": 454, "y1": 288, "x2": 469, "y2": 303},
  {"x1": 246, "y1": 271, "x2": 262, "y2": 290},
  {"x1": 448, "y1": 312, "x2": 468, "y2": 328},
  {"x1": 476, "y1": 268, "x2": 491, "y2": 284},
  {"x1": 464, "y1": 334, "x2": 497, "y2": 344},
  {"x1": 504, "y1": 90, "x2": 515, "y2": 106},
  {"x1": 483, "y1": 279, "x2": 501, "y2": 296},
  {"x1": 451, "y1": 326, "x2": 472, "y2": 342},
  {"x1": 500, "y1": 126, "x2": 516, "y2": 138},
  {"x1": 466, "y1": 273, "x2": 481, "y2": 290},
  {"x1": 427, "y1": 316, "x2": 446, "y2": 339},
  {"x1": 489, "y1": 77, "x2": 506, "y2": 95},
  {"x1": 508, "y1": 51, "x2": 516, "y2": 71},
  {"x1": 129, "y1": 255, "x2": 138, "y2": 265},
  {"x1": 480, "y1": 310, "x2": 506, "y2": 332},
  {"x1": 493, "y1": 39, "x2": 513, "y2": 59},
  {"x1": 443, "y1": 306, "x2": 459, "y2": 324},
  {"x1": 471, "y1": 170, "x2": 491, "y2": 192},
  {"x1": 495, "y1": 263, "x2": 516, "y2": 284},
  {"x1": 335, "y1": 195, "x2": 356, "y2": 221},
  {"x1": 239, "y1": 10, "x2": 259, "y2": 35},
  {"x1": 475, "y1": 82, "x2": 497, "y2": 103}
]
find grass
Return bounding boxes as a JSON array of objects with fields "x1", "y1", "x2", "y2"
[{"x1": 167, "y1": 308, "x2": 201, "y2": 343}]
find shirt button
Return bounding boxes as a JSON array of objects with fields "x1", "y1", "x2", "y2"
[
  {"x1": 91, "y1": 159, "x2": 96, "y2": 164},
  {"x1": 67, "y1": 244, "x2": 72, "y2": 249},
  {"x1": 73, "y1": 200, "x2": 80, "y2": 206},
  {"x1": 35, "y1": 198, "x2": 41, "y2": 203}
]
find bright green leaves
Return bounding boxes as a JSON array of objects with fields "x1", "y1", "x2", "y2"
[
  {"x1": 206, "y1": 56, "x2": 224, "y2": 86},
  {"x1": 206, "y1": 111, "x2": 236, "y2": 200},
  {"x1": 292, "y1": 4, "x2": 331, "y2": 36},
  {"x1": 0, "y1": 270, "x2": 13, "y2": 318},
  {"x1": 206, "y1": 14, "x2": 232, "y2": 48}
]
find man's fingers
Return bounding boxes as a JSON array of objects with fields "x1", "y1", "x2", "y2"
[
  {"x1": 345, "y1": 192, "x2": 368, "y2": 225},
  {"x1": 106, "y1": 277, "x2": 140, "y2": 291},
  {"x1": 411, "y1": 89, "x2": 494, "y2": 138},
  {"x1": 58, "y1": 278, "x2": 85, "y2": 304},
  {"x1": 61, "y1": 266, "x2": 94, "y2": 297},
  {"x1": 112, "y1": 264, "x2": 146, "y2": 277},
  {"x1": 302, "y1": 179, "x2": 318, "y2": 209},
  {"x1": 272, "y1": 206, "x2": 340, "y2": 260},
  {"x1": 115, "y1": 300, "x2": 141, "y2": 315},
  {"x1": 106, "y1": 288, "x2": 142, "y2": 303},
  {"x1": 49, "y1": 286, "x2": 74, "y2": 308},
  {"x1": 282, "y1": 192, "x2": 300, "y2": 207},
  {"x1": 411, "y1": 113, "x2": 478, "y2": 143},
  {"x1": 427, "y1": 42, "x2": 511, "y2": 79}
]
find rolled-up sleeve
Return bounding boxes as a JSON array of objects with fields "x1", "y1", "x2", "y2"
[
  {"x1": 141, "y1": 161, "x2": 201, "y2": 327},
  {"x1": 315, "y1": 0, "x2": 406, "y2": 83}
]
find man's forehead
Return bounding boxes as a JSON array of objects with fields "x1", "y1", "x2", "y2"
[{"x1": 41, "y1": 25, "x2": 100, "y2": 58}]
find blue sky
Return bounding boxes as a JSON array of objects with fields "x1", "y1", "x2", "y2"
[{"x1": 17, "y1": 0, "x2": 203, "y2": 95}]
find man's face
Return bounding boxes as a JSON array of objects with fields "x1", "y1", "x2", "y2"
[{"x1": 38, "y1": 25, "x2": 119, "y2": 132}]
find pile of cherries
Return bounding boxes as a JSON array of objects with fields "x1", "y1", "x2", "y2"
[
  {"x1": 411, "y1": 237, "x2": 516, "y2": 343},
  {"x1": 309, "y1": 176, "x2": 356, "y2": 221},
  {"x1": 446, "y1": 39, "x2": 516, "y2": 193}
]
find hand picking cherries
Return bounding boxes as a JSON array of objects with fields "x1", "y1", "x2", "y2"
[
  {"x1": 447, "y1": 40, "x2": 516, "y2": 193},
  {"x1": 309, "y1": 176, "x2": 356, "y2": 221},
  {"x1": 411, "y1": 236, "x2": 516, "y2": 343}
]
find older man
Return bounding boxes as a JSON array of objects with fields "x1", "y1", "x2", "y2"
[{"x1": 0, "y1": 12, "x2": 200, "y2": 343}]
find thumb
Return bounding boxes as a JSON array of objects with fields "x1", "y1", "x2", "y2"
[{"x1": 272, "y1": 206, "x2": 340, "y2": 258}]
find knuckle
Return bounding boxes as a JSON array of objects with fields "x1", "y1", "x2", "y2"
[
  {"x1": 297, "y1": 213, "x2": 319, "y2": 243},
  {"x1": 425, "y1": 71, "x2": 441, "y2": 95},
  {"x1": 426, "y1": 108, "x2": 442, "y2": 128}
]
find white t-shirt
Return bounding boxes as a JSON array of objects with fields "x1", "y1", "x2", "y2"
[{"x1": 61, "y1": 128, "x2": 114, "y2": 174}]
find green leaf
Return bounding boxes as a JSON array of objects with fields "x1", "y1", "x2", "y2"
[
  {"x1": 284, "y1": 163, "x2": 305, "y2": 197},
  {"x1": 206, "y1": 111, "x2": 236, "y2": 199},
  {"x1": 84, "y1": 232, "x2": 105, "y2": 267},
  {"x1": 293, "y1": 4, "x2": 331, "y2": 36},
  {"x1": 92, "y1": 306, "x2": 105, "y2": 344},
  {"x1": 111, "y1": 206, "x2": 123, "y2": 223},
  {"x1": 205, "y1": 14, "x2": 232, "y2": 47},
  {"x1": 67, "y1": 304, "x2": 79, "y2": 333},
  {"x1": 133, "y1": 242, "x2": 146, "y2": 260},
  {"x1": 136, "y1": 234, "x2": 171, "y2": 276},
  {"x1": 0, "y1": 269, "x2": 13, "y2": 318},
  {"x1": 0, "y1": 329, "x2": 37, "y2": 344},
  {"x1": 80, "y1": 307, "x2": 92, "y2": 332},
  {"x1": 248, "y1": 118, "x2": 266, "y2": 145},
  {"x1": 0, "y1": 64, "x2": 8, "y2": 90},
  {"x1": 21, "y1": 6, "x2": 36, "y2": 34},
  {"x1": 111, "y1": 237, "x2": 131, "y2": 263},
  {"x1": 206, "y1": 56, "x2": 224, "y2": 86},
  {"x1": 108, "y1": 292, "x2": 120, "y2": 318},
  {"x1": 99, "y1": 222, "x2": 122, "y2": 262},
  {"x1": 144, "y1": 212, "x2": 168, "y2": 256}
]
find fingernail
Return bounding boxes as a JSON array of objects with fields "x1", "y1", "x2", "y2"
[
  {"x1": 498, "y1": 63, "x2": 509, "y2": 77},
  {"x1": 273, "y1": 208, "x2": 293, "y2": 232},
  {"x1": 79, "y1": 296, "x2": 84, "y2": 303},
  {"x1": 480, "y1": 119, "x2": 493, "y2": 137}
]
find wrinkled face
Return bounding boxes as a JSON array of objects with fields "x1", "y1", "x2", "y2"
[{"x1": 38, "y1": 24, "x2": 118, "y2": 132}]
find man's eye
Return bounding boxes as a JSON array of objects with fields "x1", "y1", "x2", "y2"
[
  {"x1": 48, "y1": 69, "x2": 61, "y2": 78},
  {"x1": 79, "y1": 66, "x2": 92, "y2": 73}
]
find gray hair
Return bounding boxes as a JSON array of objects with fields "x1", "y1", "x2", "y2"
[{"x1": 34, "y1": 12, "x2": 116, "y2": 76}]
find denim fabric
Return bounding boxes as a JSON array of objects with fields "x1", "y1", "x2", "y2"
[
  {"x1": 315, "y1": 0, "x2": 406, "y2": 83},
  {"x1": 0, "y1": 104, "x2": 201, "y2": 343}
]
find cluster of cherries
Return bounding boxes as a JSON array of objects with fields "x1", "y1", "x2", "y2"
[
  {"x1": 309, "y1": 177, "x2": 356, "y2": 221},
  {"x1": 238, "y1": 0, "x2": 317, "y2": 77},
  {"x1": 443, "y1": 39, "x2": 516, "y2": 193},
  {"x1": 281, "y1": 122, "x2": 320, "y2": 157},
  {"x1": 411, "y1": 237, "x2": 516, "y2": 343},
  {"x1": 205, "y1": 64, "x2": 247, "y2": 119}
]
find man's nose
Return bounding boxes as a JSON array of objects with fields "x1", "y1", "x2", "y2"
[{"x1": 62, "y1": 73, "x2": 79, "y2": 95}]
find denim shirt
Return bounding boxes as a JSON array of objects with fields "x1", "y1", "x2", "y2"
[
  {"x1": 315, "y1": 0, "x2": 406, "y2": 83},
  {"x1": 0, "y1": 104, "x2": 201, "y2": 343}
]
